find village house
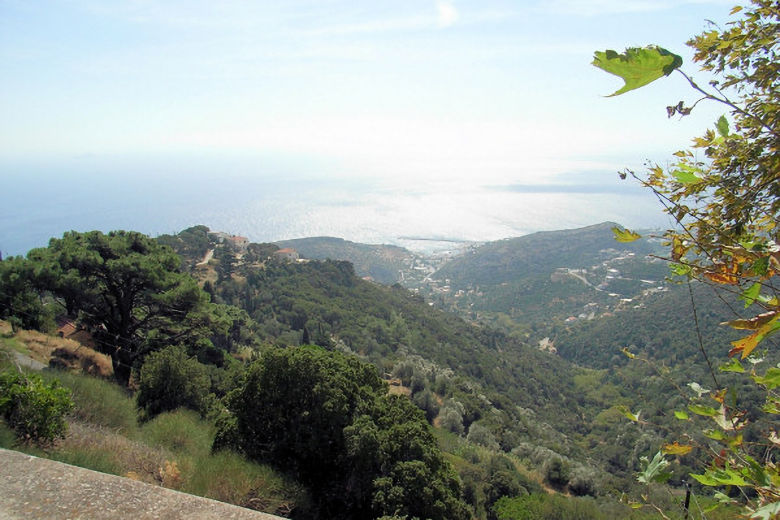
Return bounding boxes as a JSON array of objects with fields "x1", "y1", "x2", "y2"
[{"x1": 273, "y1": 248, "x2": 300, "y2": 262}]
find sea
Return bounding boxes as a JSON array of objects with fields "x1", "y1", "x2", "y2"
[{"x1": 1, "y1": 168, "x2": 670, "y2": 258}]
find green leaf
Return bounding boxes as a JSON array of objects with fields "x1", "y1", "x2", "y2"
[
  {"x1": 672, "y1": 169, "x2": 701, "y2": 185},
  {"x1": 690, "y1": 468, "x2": 747, "y2": 487},
  {"x1": 592, "y1": 46, "x2": 683, "y2": 96},
  {"x1": 742, "y1": 455, "x2": 772, "y2": 487},
  {"x1": 670, "y1": 263, "x2": 692, "y2": 277},
  {"x1": 716, "y1": 115, "x2": 729, "y2": 137},
  {"x1": 688, "y1": 404, "x2": 718, "y2": 417},
  {"x1": 674, "y1": 410, "x2": 689, "y2": 420},
  {"x1": 715, "y1": 468, "x2": 748, "y2": 486},
  {"x1": 637, "y1": 451, "x2": 672, "y2": 484},
  {"x1": 751, "y1": 256, "x2": 770, "y2": 276},
  {"x1": 612, "y1": 226, "x2": 641, "y2": 243},
  {"x1": 751, "y1": 501, "x2": 780, "y2": 520},
  {"x1": 703, "y1": 429, "x2": 727, "y2": 441},
  {"x1": 617, "y1": 405, "x2": 640, "y2": 422},
  {"x1": 713, "y1": 492, "x2": 732, "y2": 504},
  {"x1": 753, "y1": 368, "x2": 780, "y2": 390},
  {"x1": 719, "y1": 358, "x2": 745, "y2": 373},
  {"x1": 690, "y1": 472, "x2": 720, "y2": 487},
  {"x1": 762, "y1": 396, "x2": 780, "y2": 415},
  {"x1": 739, "y1": 283, "x2": 761, "y2": 308}
]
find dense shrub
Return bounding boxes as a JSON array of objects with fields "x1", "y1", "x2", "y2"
[
  {"x1": 543, "y1": 457, "x2": 571, "y2": 489},
  {"x1": 223, "y1": 346, "x2": 469, "y2": 520},
  {"x1": 493, "y1": 493, "x2": 605, "y2": 520},
  {"x1": 412, "y1": 388, "x2": 440, "y2": 423},
  {"x1": 0, "y1": 370, "x2": 73, "y2": 444},
  {"x1": 136, "y1": 345, "x2": 211, "y2": 421},
  {"x1": 467, "y1": 422, "x2": 500, "y2": 451},
  {"x1": 568, "y1": 465, "x2": 599, "y2": 497},
  {"x1": 437, "y1": 400, "x2": 465, "y2": 435}
]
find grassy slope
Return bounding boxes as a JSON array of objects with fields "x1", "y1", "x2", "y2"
[{"x1": 0, "y1": 323, "x2": 309, "y2": 518}]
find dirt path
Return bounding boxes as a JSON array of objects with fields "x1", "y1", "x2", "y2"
[
  {"x1": 0, "y1": 448, "x2": 283, "y2": 519},
  {"x1": 196, "y1": 249, "x2": 214, "y2": 266},
  {"x1": 10, "y1": 350, "x2": 46, "y2": 371}
]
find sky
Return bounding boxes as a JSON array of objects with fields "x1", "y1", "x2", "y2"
[{"x1": 0, "y1": 0, "x2": 739, "y2": 254}]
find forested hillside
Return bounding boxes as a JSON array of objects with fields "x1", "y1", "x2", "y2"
[
  {"x1": 420, "y1": 223, "x2": 667, "y2": 333},
  {"x1": 0, "y1": 224, "x2": 751, "y2": 519},
  {"x1": 433, "y1": 222, "x2": 654, "y2": 287},
  {"x1": 274, "y1": 236, "x2": 415, "y2": 284}
]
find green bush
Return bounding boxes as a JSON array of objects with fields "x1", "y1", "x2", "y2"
[
  {"x1": 543, "y1": 457, "x2": 570, "y2": 489},
  {"x1": 136, "y1": 345, "x2": 211, "y2": 421},
  {"x1": 0, "y1": 370, "x2": 73, "y2": 444},
  {"x1": 493, "y1": 493, "x2": 605, "y2": 520}
]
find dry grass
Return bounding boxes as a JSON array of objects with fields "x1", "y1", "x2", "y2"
[
  {"x1": 0, "y1": 320, "x2": 12, "y2": 336},
  {"x1": 61, "y1": 421, "x2": 176, "y2": 486},
  {"x1": 387, "y1": 383, "x2": 412, "y2": 397},
  {"x1": 11, "y1": 328, "x2": 112, "y2": 377}
]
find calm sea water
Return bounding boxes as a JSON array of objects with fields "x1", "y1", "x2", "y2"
[{"x1": 1, "y1": 169, "x2": 669, "y2": 257}]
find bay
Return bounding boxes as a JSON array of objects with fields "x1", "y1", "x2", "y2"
[{"x1": 0, "y1": 168, "x2": 668, "y2": 257}]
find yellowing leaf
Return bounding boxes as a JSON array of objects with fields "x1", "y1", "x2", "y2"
[
  {"x1": 592, "y1": 46, "x2": 683, "y2": 96},
  {"x1": 704, "y1": 272, "x2": 739, "y2": 284},
  {"x1": 730, "y1": 314, "x2": 780, "y2": 359},
  {"x1": 672, "y1": 236, "x2": 686, "y2": 261},
  {"x1": 674, "y1": 410, "x2": 689, "y2": 420},
  {"x1": 612, "y1": 226, "x2": 641, "y2": 243},
  {"x1": 703, "y1": 262, "x2": 740, "y2": 285},
  {"x1": 662, "y1": 442, "x2": 693, "y2": 455},
  {"x1": 723, "y1": 311, "x2": 779, "y2": 330}
]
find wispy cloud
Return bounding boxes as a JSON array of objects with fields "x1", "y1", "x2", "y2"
[
  {"x1": 436, "y1": 1, "x2": 459, "y2": 28},
  {"x1": 540, "y1": 0, "x2": 732, "y2": 16},
  {"x1": 303, "y1": 15, "x2": 431, "y2": 37}
]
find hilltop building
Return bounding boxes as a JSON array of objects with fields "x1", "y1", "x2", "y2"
[{"x1": 274, "y1": 248, "x2": 300, "y2": 262}]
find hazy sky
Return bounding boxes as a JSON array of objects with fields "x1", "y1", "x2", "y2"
[{"x1": 2, "y1": 0, "x2": 736, "y2": 188}]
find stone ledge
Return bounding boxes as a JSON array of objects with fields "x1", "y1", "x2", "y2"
[{"x1": 0, "y1": 448, "x2": 284, "y2": 519}]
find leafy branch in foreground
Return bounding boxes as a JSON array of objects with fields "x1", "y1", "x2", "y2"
[{"x1": 593, "y1": 1, "x2": 779, "y2": 517}]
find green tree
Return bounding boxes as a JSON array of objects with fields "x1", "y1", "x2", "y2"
[
  {"x1": 543, "y1": 457, "x2": 570, "y2": 489},
  {"x1": 0, "y1": 256, "x2": 53, "y2": 332},
  {"x1": 223, "y1": 346, "x2": 468, "y2": 520},
  {"x1": 136, "y1": 345, "x2": 212, "y2": 421},
  {"x1": 593, "y1": 0, "x2": 779, "y2": 515},
  {"x1": 28, "y1": 230, "x2": 215, "y2": 385},
  {"x1": 484, "y1": 470, "x2": 524, "y2": 520}
]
